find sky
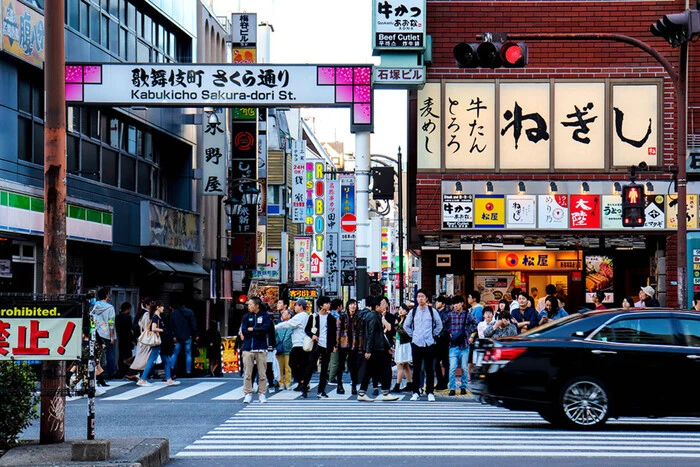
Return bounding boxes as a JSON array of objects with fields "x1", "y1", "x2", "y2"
[{"x1": 211, "y1": 0, "x2": 408, "y2": 160}]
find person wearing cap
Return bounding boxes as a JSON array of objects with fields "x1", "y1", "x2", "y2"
[
  {"x1": 636, "y1": 286, "x2": 660, "y2": 308},
  {"x1": 275, "y1": 299, "x2": 310, "y2": 391}
]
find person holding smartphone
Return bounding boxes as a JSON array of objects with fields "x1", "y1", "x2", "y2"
[{"x1": 483, "y1": 310, "x2": 518, "y2": 338}]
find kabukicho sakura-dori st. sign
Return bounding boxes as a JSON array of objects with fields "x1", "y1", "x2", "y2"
[{"x1": 0, "y1": 300, "x2": 83, "y2": 361}]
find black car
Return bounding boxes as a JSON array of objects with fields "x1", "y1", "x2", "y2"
[{"x1": 472, "y1": 309, "x2": 700, "y2": 428}]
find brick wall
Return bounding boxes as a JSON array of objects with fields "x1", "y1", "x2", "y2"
[{"x1": 410, "y1": 1, "x2": 695, "y2": 307}]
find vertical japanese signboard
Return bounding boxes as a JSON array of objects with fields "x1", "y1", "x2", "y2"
[
  {"x1": 443, "y1": 82, "x2": 495, "y2": 169},
  {"x1": 201, "y1": 109, "x2": 226, "y2": 196},
  {"x1": 611, "y1": 84, "x2": 659, "y2": 168},
  {"x1": 340, "y1": 174, "x2": 356, "y2": 286},
  {"x1": 294, "y1": 237, "x2": 311, "y2": 284},
  {"x1": 231, "y1": 12, "x2": 257, "y2": 66},
  {"x1": 601, "y1": 195, "x2": 623, "y2": 229},
  {"x1": 307, "y1": 160, "x2": 326, "y2": 278},
  {"x1": 554, "y1": 82, "x2": 605, "y2": 169},
  {"x1": 0, "y1": 301, "x2": 82, "y2": 361},
  {"x1": 417, "y1": 82, "x2": 441, "y2": 169},
  {"x1": 291, "y1": 140, "x2": 306, "y2": 223},
  {"x1": 499, "y1": 83, "x2": 550, "y2": 169},
  {"x1": 667, "y1": 195, "x2": 698, "y2": 229},
  {"x1": 645, "y1": 195, "x2": 665, "y2": 229},
  {"x1": 325, "y1": 178, "x2": 340, "y2": 296}
]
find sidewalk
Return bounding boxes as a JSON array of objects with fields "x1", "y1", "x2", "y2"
[{"x1": 0, "y1": 438, "x2": 169, "y2": 467}]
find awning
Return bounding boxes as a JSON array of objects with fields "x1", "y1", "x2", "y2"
[
  {"x1": 143, "y1": 258, "x2": 208, "y2": 276},
  {"x1": 165, "y1": 261, "x2": 208, "y2": 276}
]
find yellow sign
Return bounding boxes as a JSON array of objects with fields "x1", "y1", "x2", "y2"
[
  {"x1": 221, "y1": 337, "x2": 239, "y2": 373},
  {"x1": 1, "y1": 0, "x2": 45, "y2": 68},
  {"x1": 232, "y1": 48, "x2": 256, "y2": 63},
  {"x1": 474, "y1": 195, "x2": 505, "y2": 228},
  {"x1": 498, "y1": 252, "x2": 557, "y2": 269}
]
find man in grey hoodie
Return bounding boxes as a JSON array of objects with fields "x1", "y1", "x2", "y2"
[
  {"x1": 92, "y1": 287, "x2": 116, "y2": 379},
  {"x1": 275, "y1": 299, "x2": 310, "y2": 391}
]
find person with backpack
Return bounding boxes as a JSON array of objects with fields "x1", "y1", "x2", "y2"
[
  {"x1": 275, "y1": 309, "x2": 294, "y2": 390},
  {"x1": 446, "y1": 296, "x2": 477, "y2": 396},
  {"x1": 404, "y1": 288, "x2": 443, "y2": 402}
]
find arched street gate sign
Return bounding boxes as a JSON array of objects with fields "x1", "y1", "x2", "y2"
[{"x1": 65, "y1": 63, "x2": 374, "y2": 280}]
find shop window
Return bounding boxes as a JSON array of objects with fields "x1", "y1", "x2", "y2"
[
  {"x1": 121, "y1": 155, "x2": 136, "y2": 191},
  {"x1": 102, "y1": 148, "x2": 118, "y2": 186}
]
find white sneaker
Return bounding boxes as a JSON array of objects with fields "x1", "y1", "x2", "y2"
[
  {"x1": 410, "y1": 393, "x2": 420, "y2": 401},
  {"x1": 243, "y1": 394, "x2": 252, "y2": 404},
  {"x1": 167, "y1": 380, "x2": 181, "y2": 386},
  {"x1": 357, "y1": 393, "x2": 374, "y2": 402},
  {"x1": 381, "y1": 393, "x2": 400, "y2": 401},
  {"x1": 259, "y1": 394, "x2": 267, "y2": 404},
  {"x1": 136, "y1": 380, "x2": 152, "y2": 387},
  {"x1": 269, "y1": 387, "x2": 275, "y2": 393},
  {"x1": 95, "y1": 388, "x2": 106, "y2": 397},
  {"x1": 428, "y1": 393, "x2": 436, "y2": 402}
]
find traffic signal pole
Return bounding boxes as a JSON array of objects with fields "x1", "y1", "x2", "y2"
[{"x1": 504, "y1": 32, "x2": 687, "y2": 308}]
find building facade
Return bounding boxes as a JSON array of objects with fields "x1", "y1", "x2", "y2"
[
  {"x1": 0, "y1": 0, "x2": 208, "y2": 310},
  {"x1": 409, "y1": 0, "x2": 700, "y2": 310}
]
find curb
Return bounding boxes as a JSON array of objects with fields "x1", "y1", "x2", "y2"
[{"x1": 0, "y1": 438, "x2": 169, "y2": 467}]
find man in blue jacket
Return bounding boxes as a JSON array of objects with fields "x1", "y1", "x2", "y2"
[
  {"x1": 241, "y1": 296, "x2": 271, "y2": 404},
  {"x1": 169, "y1": 300, "x2": 198, "y2": 378}
]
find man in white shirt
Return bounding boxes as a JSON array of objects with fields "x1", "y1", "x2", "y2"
[
  {"x1": 404, "y1": 289, "x2": 443, "y2": 402},
  {"x1": 476, "y1": 307, "x2": 495, "y2": 339},
  {"x1": 509, "y1": 288, "x2": 522, "y2": 312},
  {"x1": 275, "y1": 299, "x2": 310, "y2": 391},
  {"x1": 300, "y1": 296, "x2": 337, "y2": 399}
]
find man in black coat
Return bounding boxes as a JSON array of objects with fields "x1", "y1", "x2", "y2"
[
  {"x1": 169, "y1": 300, "x2": 198, "y2": 377},
  {"x1": 356, "y1": 296, "x2": 400, "y2": 402}
]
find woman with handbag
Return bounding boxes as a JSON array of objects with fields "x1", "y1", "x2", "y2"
[
  {"x1": 129, "y1": 303, "x2": 153, "y2": 376},
  {"x1": 393, "y1": 303, "x2": 413, "y2": 392},
  {"x1": 136, "y1": 302, "x2": 180, "y2": 387}
]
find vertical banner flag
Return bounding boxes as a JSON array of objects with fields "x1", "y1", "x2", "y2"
[
  {"x1": 291, "y1": 140, "x2": 307, "y2": 223},
  {"x1": 294, "y1": 237, "x2": 312, "y2": 283},
  {"x1": 340, "y1": 174, "x2": 356, "y2": 285},
  {"x1": 201, "y1": 108, "x2": 226, "y2": 195}
]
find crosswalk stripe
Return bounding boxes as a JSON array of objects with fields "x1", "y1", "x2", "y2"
[
  {"x1": 103, "y1": 382, "x2": 167, "y2": 400},
  {"x1": 265, "y1": 382, "x2": 318, "y2": 400},
  {"x1": 176, "y1": 402, "x2": 700, "y2": 459},
  {"x1": 211, "y1": 385, "x2": 246, "y2": 401},
  {"x1": 157, "y1": 382, "x2": 226, "y2": 400},
  {"x1": 66, "y1": 381, "x2": 131, "y2": 402}
]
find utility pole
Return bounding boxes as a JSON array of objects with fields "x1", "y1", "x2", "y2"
[
  {"x1": 355, "y1": 132, "x2": 371, "y2": 301},
  {"x1": 41, "y1": 0, "x2": 67, "y2": 444},
  {"x1": 397, "y1": 147, "x2": 404, "y2": 305}
]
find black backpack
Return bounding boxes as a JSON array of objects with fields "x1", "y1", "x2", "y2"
[{"x1": 409, "y1": 306, "x2": 439, "y2": 338}]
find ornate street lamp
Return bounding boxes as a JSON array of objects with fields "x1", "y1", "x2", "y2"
[{"x1": 224, "y1": 178, "x2": 262, "y2": 216}]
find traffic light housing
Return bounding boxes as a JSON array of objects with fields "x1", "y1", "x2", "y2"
[
  {"x1": 651, "y1": 9, "x2": 700, "y2": 47},
  {"x1": 371, "y1": 166, "x2": 395, "y2": 200},
  {"x1": 233, "y1": 291, "x2": 247, "y2": 310},
  {"x1": 621, "y1": 183, "x2": 646, "y2": 227},
  {"x1": 453, "y1": 40, "x2": 528, "y2": 68}
]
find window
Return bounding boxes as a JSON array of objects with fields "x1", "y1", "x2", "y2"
[
  {"x1": 18, "y1": 79, "x2": 31, "y2": 113},
  {"x1": 679, "y1": 319, "x2": 700, "y2": 347},
  {"x1": 32, "y1": 122, "x2": 44, "y2": 165},
  {"x1": 121, "y1": 155, "x2": 135, "y2": 191},
  {"x1": 100, "y1": 14, "x2": 109, "y2": 48},
  {"x1": 102, "y1": 148, "x2": 118, "y2": 186},
  {"x1": 137, "y1": 40, "x2": 150, "y2": 62},
  {"x1": 79, "y1": 1, "x2": 89, "y2": 36},
  {"x1": 267, "y1": 185, "x2": 283, "y2": 215},
  {"x1": 89, "y1": 4, "x2": 100, "y2": 42},
  {"x1": 82, "y1": 141, "x2": 100, "y2": 181},
  {"x1": 67, "y1": 134, "x2": 79, "y2": 173},
  {"x1": 108, "y1": 0, "x2": 118, "y2": 18},
  {"x1": 108, "y1": 117, "x2": 120, "y2": 148},
  {"x1": 67, "y1": 107, "x2": 80, "y2": 133},
  {"x1": 125, "y1": 125, "x2": 137, "y2": 154},
  {"x1": 67, "y1": 0, "x2": 80, "y2": 30},
  {"x1": 593, "y1": 318, "x2": 676, "y2": 346},
  {"x1": 109, "y1": 19, "x2": 118, "y2": 53},
  {"x1": 126, "y1": 1, "x2": 135, "y2": 29},
  {"x1": 17, "y1": 117, "x2": 31, "y2": 162},
  {"x1": 137, "y1": 161, "x2": 151, "y2": 195}
]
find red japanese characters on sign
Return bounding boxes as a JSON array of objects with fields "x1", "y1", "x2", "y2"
[
  {"x1": 0, "y1": 302, "x2": 83, "y2": 361},
  {"x1": 570, "y1": 194, "x2": 601, "y2": 229}
]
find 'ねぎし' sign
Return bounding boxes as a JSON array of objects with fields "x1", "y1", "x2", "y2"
[
  {"x1": 0, "y1": 300, "x2": 83, "y2": 361},
  {"x1": 64, "y1": 64, "x2": 374, "y2": 129}
]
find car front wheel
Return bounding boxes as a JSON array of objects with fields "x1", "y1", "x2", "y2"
[{"x1": 558, "y1": 377, "x2": 610, "y2": 429}]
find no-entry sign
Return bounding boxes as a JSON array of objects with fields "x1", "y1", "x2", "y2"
[{"x1": 341, "y1": 213, "x2": 357, "y2": 233}]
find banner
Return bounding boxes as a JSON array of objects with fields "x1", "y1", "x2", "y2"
[
  {"x1": 291, "y1": 140, "x2": 306, "y2": 223},
  {"x1": 0, "y1": 301, "x2": 82, "y2": 361},
  {"x1": 201, "y1": 108, "x2": 226, "y2": 195},
  {"x1": 221, "y1": 337, "x2": 239, "y2": 373},
  {"x1": 1, "y1": 0, "x2": 45, "y2": 68},
  {"x1": 294, "y1": 237, "x2": 311, "y2": 283}
]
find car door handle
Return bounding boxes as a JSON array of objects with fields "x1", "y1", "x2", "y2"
[
  {"x1": 591, "y1": 350, "x2": 617, "y2": 355},
  {"x1": 687, "y1": 355, "x2": 700, "y2": 360}
]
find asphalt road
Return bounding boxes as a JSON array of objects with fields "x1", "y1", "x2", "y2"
[{"x1": 20, "y1": 375, "x2": 700, "y2": 466}]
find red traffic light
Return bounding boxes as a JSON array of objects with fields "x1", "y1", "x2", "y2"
[
  {"x1": 622, "y1": 184, "x2": 645, "y2": 207},
  {"x1": 501, "y1": 42, "x2": 528, "y2": 67},
  {"x1": 236, "y1": 293, "x2": 247, "y2": 304}
]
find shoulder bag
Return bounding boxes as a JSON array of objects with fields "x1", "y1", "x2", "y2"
[
  {"x1": 138, "y1": 317, "x2": 161, "y2": 347},
  {"x1": 302, "y1": 314, "x2": 317, "y2": 352}
]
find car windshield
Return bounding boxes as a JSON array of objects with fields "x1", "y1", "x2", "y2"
[{"x1": 521, "y1": 312, "x2": 605, "y2": 338}]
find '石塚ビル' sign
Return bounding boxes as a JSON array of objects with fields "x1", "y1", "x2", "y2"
[{"x1": 0, "y1": 300, "x2": 83, "y2": 361}]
